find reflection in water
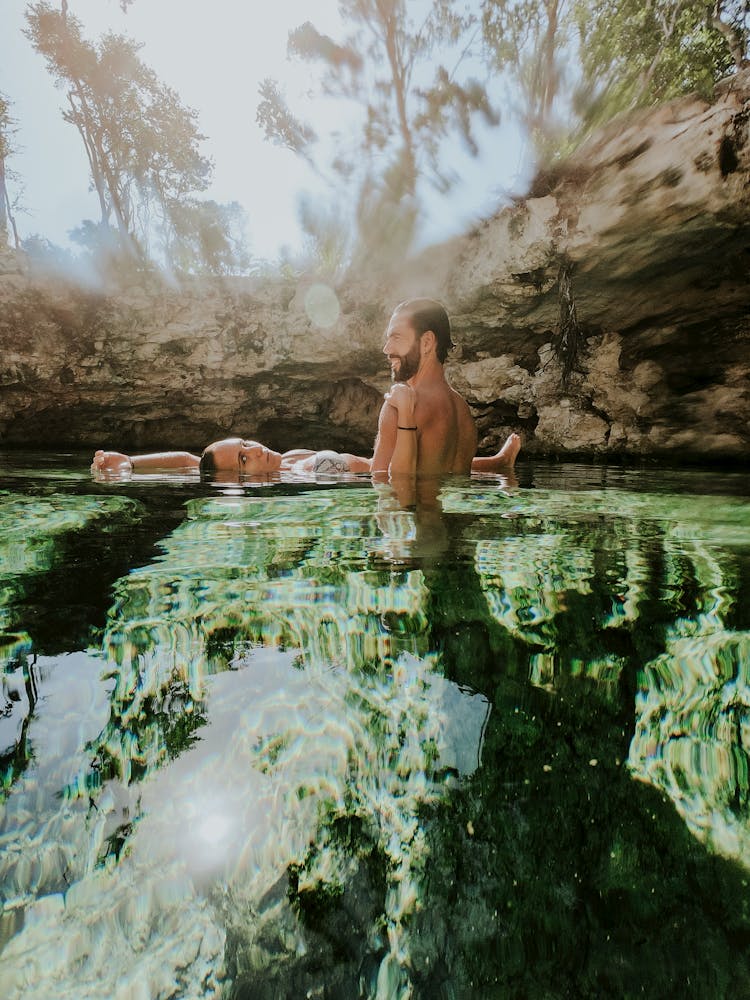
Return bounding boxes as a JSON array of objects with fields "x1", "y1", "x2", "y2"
[
  {"x1": 0, "y1": 494, "x2": 141, "y2": 796},
  {"x1": 456, "y1": 487, "x2": 750, "y2": 870},
  {"x1": 629, "y1": 534, "x2": 750, "y2": 866},
  {"x1": 0, "y1": 474, "x2": 750, "y2": 997},
  {"x1": 1, "y1": 489, "x2": 489, "y2": 997},
  {"x1": 0, "y1": 493, "x2": 139, "y2": 629}
]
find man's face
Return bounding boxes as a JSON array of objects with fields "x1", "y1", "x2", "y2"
[{"x1": 382, "y1": 312, "x2": 421, "y2": 383}]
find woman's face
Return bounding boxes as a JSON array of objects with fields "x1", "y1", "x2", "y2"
[{"x1": 205, "y1": 438, "x2": 283, "y2": 475}]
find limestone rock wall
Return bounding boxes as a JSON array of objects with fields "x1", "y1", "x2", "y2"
[
  {"x1": 393, "y1": 70, "x2": 750, "y2": 460},
  {"x1": 0, "y1": 274, "x2": 388, "y2": 454},
  {"x1": 1, "y1": 69, "x2": 749, "y2": 462}
]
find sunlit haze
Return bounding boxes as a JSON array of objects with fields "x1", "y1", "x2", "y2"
[{"x1": 2, "y1": 0, "x2": 529, "y2": 263}]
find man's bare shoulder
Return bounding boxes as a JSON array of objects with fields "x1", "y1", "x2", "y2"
[
  {"x1": 416, "y1": 380, "x2": 472, "y2": 428},
  {"x1": 449, "y1": 384, "x2": 478, "y2": 467},
  {"x1": 449, "y1": 384, "x2": 473, "y2": 413}
]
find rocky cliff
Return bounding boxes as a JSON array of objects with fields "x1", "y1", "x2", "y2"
[{"x1": 1, "y1": 69, "x2": 749, "y2": 462}]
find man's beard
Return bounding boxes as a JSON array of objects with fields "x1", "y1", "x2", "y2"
[{"x1": 390, "y1": 342, "x2": 421, "y2": 382}]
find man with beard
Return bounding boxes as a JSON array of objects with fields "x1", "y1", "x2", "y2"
[
  {"x1": 372, "y1": 298, "x2": 486, "y2": 476},
  {"x1": 92, "y1": 298, "x2": 521, "y2": 480}
]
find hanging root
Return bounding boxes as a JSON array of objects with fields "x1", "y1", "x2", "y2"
[{"x1": 554, "y1": 256, "x2": 584, "y2": 386}]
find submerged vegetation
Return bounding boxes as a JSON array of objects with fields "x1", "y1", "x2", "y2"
[
  {"x1": 1, "y1": 472, "x2": 750, "y2": 995},
  {"x1": 1, "y1": 1, "x2": 748, "y2": 280}
]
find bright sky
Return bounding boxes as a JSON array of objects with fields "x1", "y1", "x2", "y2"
[{"x1": 1, "y1": 0, "x2": 529, "y2": 263}]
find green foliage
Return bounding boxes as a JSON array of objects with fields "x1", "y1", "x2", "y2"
[
  {"x1": 260, "y1": 0, "x2": 748, "y2": 269},
  {"x1": 68, "y1": 217, "x2": 129, "y2": 261},
  {"x1": 571, "y1": 0, "x2": 746, "y2": 133},
  {"x1": 160, "y1": 198, "x2": 251, "y2": 276},
  {"x1": 481, "y1": 0, "x2": 749, "y2": 162},
  {"x1": 0, "y1": 92, "x2": 13, "y2": 164},
  {"x1": 256, "y1": 78, "x2": 317, "y2": 158},
  {"x1": 330, "y1": 153, "x2": 421, "y2": 277},
  {"x1": 296, "y1": 191, "x2": 352, "y2": 279}
]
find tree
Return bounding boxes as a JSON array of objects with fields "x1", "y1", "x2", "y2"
[
  {"x1": 480, "y1": 0, "x2": 748, "y2": 158},
  {"x1": 481, "y1": 0, "x2": 569, "y2": 160},
  {"x1": 257, "y1": 1, "x2": 498, "y2": 273},
  {"x1": 256, "y1": 79, "x2": 317, "y2": 161},
  {"x1": 160, "y1": 199, "x2": 251, "y2": 275},
  {"x1": 570, "y1": 0, "x2": 748, "y2": 132},
  {"x1": 0, "y1": 92, "x2": 21, "y2": 249},
  {"x1": 24, "y1": 2, "x2": 247, "y2": 273}
]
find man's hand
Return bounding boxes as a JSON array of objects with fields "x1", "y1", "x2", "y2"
[{"x1": 91, "y1": 450, "x2": 132, "y2": 475}]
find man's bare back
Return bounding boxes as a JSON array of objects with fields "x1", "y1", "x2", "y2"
[
  {"x1": 407, "y1": 380, "x2": 476, "y2": 475},
  {"x1": 371, "y1": 299, "x2": 479, "y2": 476}
]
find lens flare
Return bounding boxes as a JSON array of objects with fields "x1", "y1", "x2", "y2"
[{"x1": 304, "y1": 283, "x2": 340, "y2": 328}]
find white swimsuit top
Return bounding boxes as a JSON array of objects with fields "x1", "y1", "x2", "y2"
[{"x1": 311, "y1": 450, "x2": 350, "y2": 474}]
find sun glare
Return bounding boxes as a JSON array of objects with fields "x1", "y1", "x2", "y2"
[
  {"x1": 3, "y1": 0, "x2": 343, "y2": 259},
  {"x1": 2, "y1": 0, "x2": 522, "y2": 263},
  {"x1": 304, "y1": 283, "x2": 341, "y2": 328}
]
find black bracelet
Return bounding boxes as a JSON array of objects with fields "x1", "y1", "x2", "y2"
[{"x1": 397, "y1": 425, "x2": 418, "y2": 430}]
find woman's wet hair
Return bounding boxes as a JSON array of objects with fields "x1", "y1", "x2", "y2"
[
  {"x1": 394, "y1": 298, "x2": 454, "y2": 363},
  {"x1": 198, "y1": 447, "x2": 218, "y2": 475},
  {"x1": 198, "y1": 437, "x2": 248, "y2": 478}
]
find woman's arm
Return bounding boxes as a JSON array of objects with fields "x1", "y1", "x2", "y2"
[
  {"x1": 370, "y1": 398, "x2": 397, "y2": 474},
  {"x1": 384, "y1": 384, "x2": 418, "y2": 477},
  {"x1": 91, "y1": 450, "x2": 200, "y2": 475}
]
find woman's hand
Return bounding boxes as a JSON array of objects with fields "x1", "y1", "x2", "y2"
[
  {"x1": 91, "y1": 450, "x2": 132, "y2": 475},
  {"x1": 384, "y1": 384, "x2": 418, "y2": 479},
  {"x1": 384, "y1": 383, "x2": 417, "y2": 425}
]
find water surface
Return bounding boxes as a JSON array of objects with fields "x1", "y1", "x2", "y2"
[{"x1": 1, "y1": 453, "x2": 750, "y2": 998}]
